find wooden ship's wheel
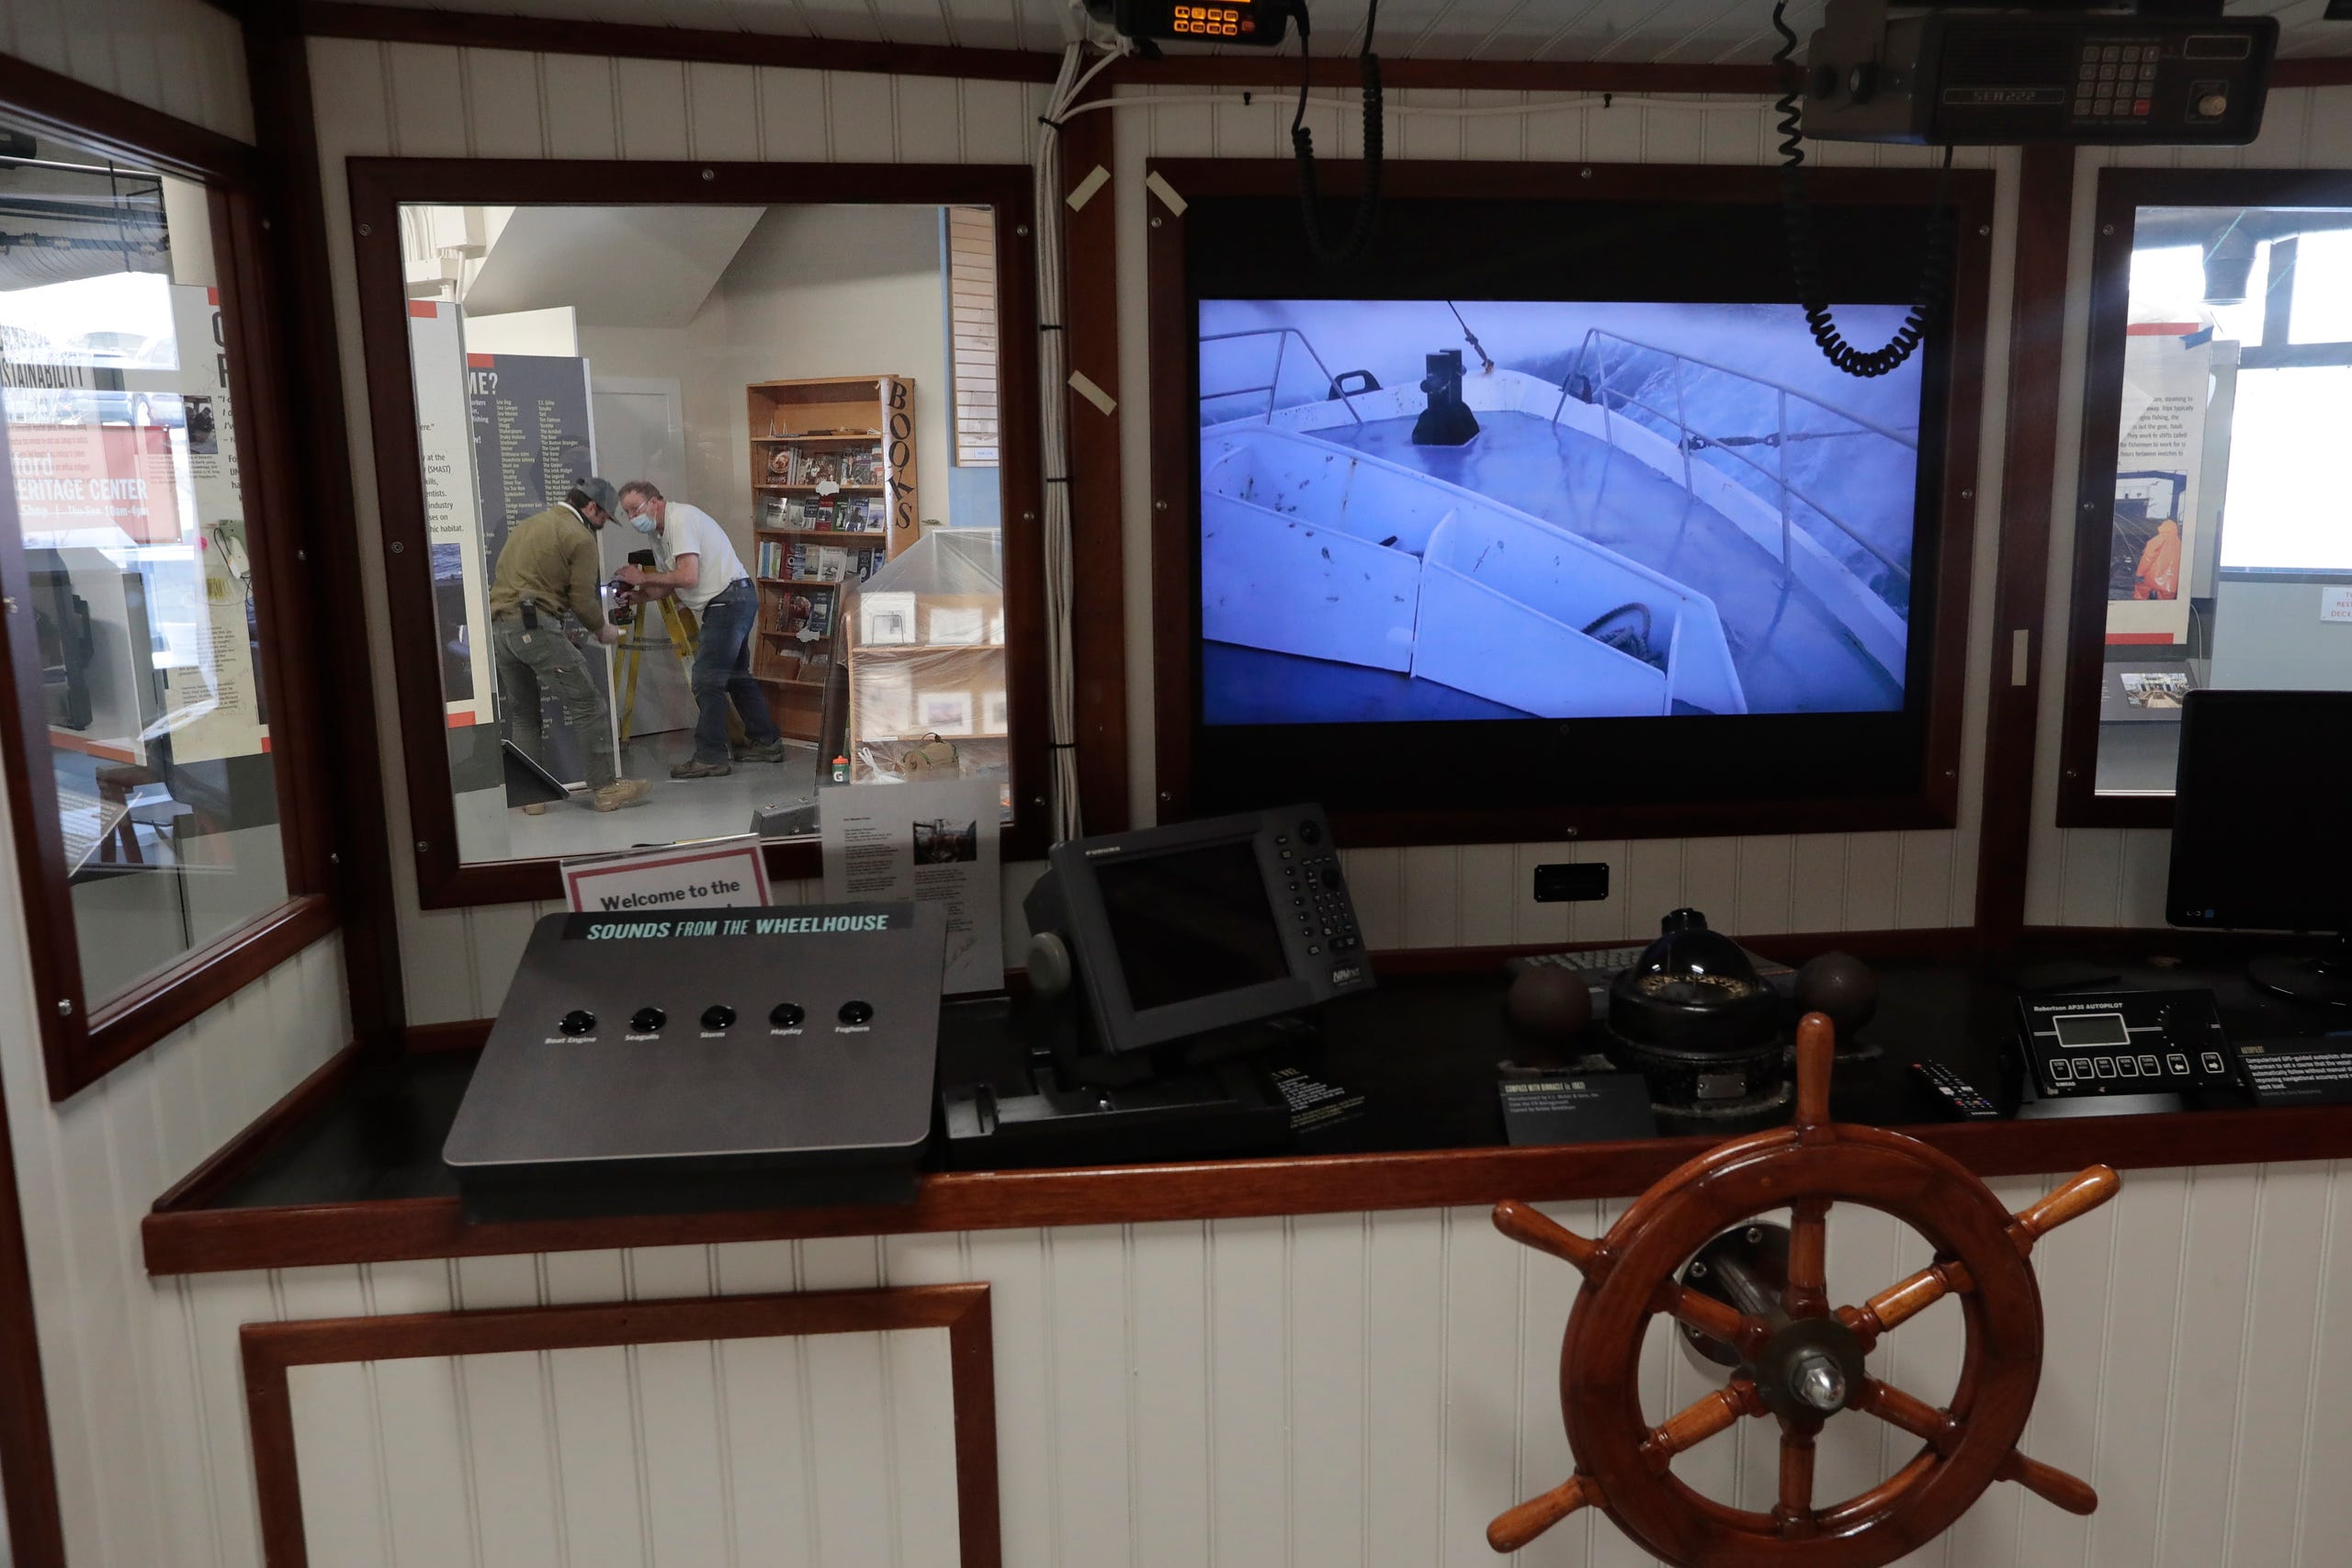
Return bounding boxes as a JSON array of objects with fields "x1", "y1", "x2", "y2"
[{"x1": 1489, "y1": 1013, "x2": 2118, "y2": 1567}]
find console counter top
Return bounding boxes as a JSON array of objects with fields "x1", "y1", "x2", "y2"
[{"x1": 142, "y1": 948, "x2": 2352, "y2": 1276}]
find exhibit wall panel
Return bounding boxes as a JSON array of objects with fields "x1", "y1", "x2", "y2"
[
  {"x1": 153, "y1": 1158, "x2": 2352, "y2": 1568},
  {"x1": 0, "y1": 0, "x2": 253, "y2": 142},
  {"x1": 0, "y1": 775, "x2": 351, "y2": 1568},
  {"x1": 1114, "y1": 86, "x2": 2019, "y2": 948},
  {"x1": 2024, "y1": 85, "x2": 2352, "y2": 929}
]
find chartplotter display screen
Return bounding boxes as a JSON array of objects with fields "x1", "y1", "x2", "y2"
[
  {"x1": 1094, "y1": 840, "x2": 1289, "y2": 1012},
  {"x1": 1177, "y1": 190, "x2": 1967, "y2": 819}
]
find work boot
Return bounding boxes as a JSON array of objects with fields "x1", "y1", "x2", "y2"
[
  {"x1": 671, "y1": 758, "x2": 732, "y2": 779},
  {"x1": 732, "y1": 739, "x2": 788, "y2": 763},
  {"x1": 590, "y1": 778, "x2": 651, "y2": 811}
]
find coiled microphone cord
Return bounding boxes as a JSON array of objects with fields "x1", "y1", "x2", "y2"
[
  {"x1": 1771, "y1": 0, "x2": 1953, "y2": 378},
  {"x1": 1291, "y1": 0, "x2": 1383, "y2": 267}
]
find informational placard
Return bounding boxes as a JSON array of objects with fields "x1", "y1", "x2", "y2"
[
  {"x1": 466, "y1": 347, "x2": 612, "y2": 784},
  {"x1": 2108, "y1": 330, "x2": 2211, "y2": 647},
  {"x1": 819, "y1": 776, "x2": 1001, "y2": 994},
  {"x1": 5, "y1": 422, "x2": 179, "y2": 541},
  {"x1": 2323, "y1": 587, "x2": 2352, "y2": 624},
  {"x1": 408, "y1": 301, "x2": 492, "y2": 721},
  {"x1": 156, "y1": 285, "x2": 266, "y2": 764},
  {"x1": 560, "y1": 834, "x2": 773, "y2": 914}
]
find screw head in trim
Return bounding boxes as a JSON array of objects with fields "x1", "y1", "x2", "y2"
[
  {"x1": 701, "y1": 168, "x2": 716, "y2": 181},
  {"x1": 358, "y1": 223, "x2": 372, "y2": 236},
  {"x1": 1016, "y1": 223, "x2": 1030, "y2": 237},
  {"x1": 56, "y1": 998, "x2": 72, "y2": 1017}
]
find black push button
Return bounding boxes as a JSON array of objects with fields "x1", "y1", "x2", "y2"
[
  {"x1": 559, "y1": 1009, "x2": 596, "y2": 1036},
  {"x1": 1299, "y1": 818, "x2": 1322, "y2": 845},
  {"x1": 770, "y1": 1002, "x2": 806, "y2": 1029},
  {"x1": 629, "y1": 1007, "x2": 666, "y2": 1033},
  {"x1": 701, "y1": 1004, "x2": 736, "y2": 1031},
  {"x1": 1320, "y1": 868, "x2": 1342, "y2": 889},
  {"x1": 839, "y1": 1000, "x2": 875, "y2": 1025}
]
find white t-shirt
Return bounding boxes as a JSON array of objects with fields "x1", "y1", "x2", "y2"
[{"x1": 650, "y1": 501, "x2": 751, "y2": 616}]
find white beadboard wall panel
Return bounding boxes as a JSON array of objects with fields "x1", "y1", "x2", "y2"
[
  {"x1": 0, "y1": 678, "x2": 350, "y2": 1568},
  {"x1": 309, "y1": 47, "x2": 2015, "y2": 1025},
  {"x1": 2027, "y1": 85, "x2": 2352, "y2": 927},
  {"x1": 0, "y1": 0, "x2": 254, "y2": 143},
  {"x1": 101, "y1": 1157, "x2": 2349, "y2": 1568}
]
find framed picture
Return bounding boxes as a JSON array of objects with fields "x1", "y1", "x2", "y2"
[
  {"x1": 917, "y1": 689, "x2": 975, "y2": 736},
  {"x1": 860, "y1": 590, "x2": 917, "y2": 646},
  {"x1": 983, "y1": 690, "x2": 1007, "y2": 734}
]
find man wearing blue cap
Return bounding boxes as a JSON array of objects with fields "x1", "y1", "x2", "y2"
[{"x1": 486, "y1": 476, "x2": 650, "y2": 812}]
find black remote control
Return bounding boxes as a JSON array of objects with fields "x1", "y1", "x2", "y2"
[{"x1": 1910, "y1": 1060, "x2": 2001, "y2": 1121}]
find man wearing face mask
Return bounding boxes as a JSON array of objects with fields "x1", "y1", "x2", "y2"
[
  {"x1": 486, "y1": 476, "x2": 650, "y2": 812},
  {"x1": 615, "y1": 480, "x2": 786, "y2": 778}
]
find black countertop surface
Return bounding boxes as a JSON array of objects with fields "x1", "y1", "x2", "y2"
[{"x1": 201, "y1": 948, "x2": 2350, "y2": 1214}]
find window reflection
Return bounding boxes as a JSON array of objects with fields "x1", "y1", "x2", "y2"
[
  {"x1": 2095, "y1": 204, "x2": 2352, "y2": 795},
  {"x1": 398, "y1": 202, "x2": 1013, "y2": 866},
  {"x1": 0, "y1": 119, "x2": 286, "y2": 1001}
]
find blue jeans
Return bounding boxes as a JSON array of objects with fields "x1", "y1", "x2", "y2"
[{"x1": 691, "y1": 580, "x2": 781, "y2": 763}]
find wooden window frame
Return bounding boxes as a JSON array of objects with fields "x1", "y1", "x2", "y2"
[
  {"x1": 0, "y1": 61, "x2": 338, "y2": 1101},
  {"x1": 1145, "y1": 158, "x2": 1994, "y2": 846},
  {"x1": 2056, "y1": 167, "x2": 2352, "y2": 829},
  {"x1": 242, "y1": 1283, "x2": 1001, "y2": 1568},
  {"x1": 347, "y1": 160, "x2": 1052, "y2": 908}
]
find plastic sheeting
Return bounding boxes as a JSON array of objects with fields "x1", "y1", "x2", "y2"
[{"x1": 844, "y1": 528, "x2": 1008, "y2": 784}]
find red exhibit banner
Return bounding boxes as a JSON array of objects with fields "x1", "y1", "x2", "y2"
[{"x1": 7, "y1": 423, "x2": 182, "y2": 542}]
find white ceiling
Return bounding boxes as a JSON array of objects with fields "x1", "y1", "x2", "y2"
[
  {"x1": 460, "y1": 204, "x2": 764, "y2": 323},
  {"x1": 314, "y1": 0, "x2": 2352, "y2": 64}
]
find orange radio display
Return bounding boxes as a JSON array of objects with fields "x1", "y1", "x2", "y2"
[{"x1": 1170, "y1": 4, "x2": 1255, "y2": 38}]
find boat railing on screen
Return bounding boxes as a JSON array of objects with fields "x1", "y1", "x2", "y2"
[
  {"x1": 1195, "y1": 322, "x2": 1915, "y2": 720},
  {"x1": 1558, "y1": 327, "x2": 1916, "y2": 618}
]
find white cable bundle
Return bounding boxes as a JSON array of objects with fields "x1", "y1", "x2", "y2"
[{"x1": 1031, "y1": 38, "x2": 1124, "y2": 845}]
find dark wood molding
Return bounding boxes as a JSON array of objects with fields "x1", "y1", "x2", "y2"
[
  {"x1": 243, "y1": 0, "x2": 409, "y2": 1059},
  {"x1": 0, "y1": 32, "x2": 356, "y2": 1099},
  {"x1": 346, "y1": 159, "x2": 1055, "y2": 906},
  {"x1": 0, "y1": 51, "x2": 255, "y2": 180},
  {"x1": 2052, "y1": 166, "x2": 2352, "y2": 833},
  {"x1": 153, "y1": 1094, "x2": 2352, "y2": 1276},
  {"x1": 1973, "y1": 144, "x2": 2076, "y2": 942},
  {"x1": 1058, "y1": 83, "x2": 1134, "y2": 835},
  {"x1": 0, "y1": 1035, "x2": 67, "y2": 1568},
  {"x1": 152, "y1": 1041, "x2": 364, "y2": 1214},
  {"x1": 1146, "y1": 159, "x2": 1990, "y2": 849},
  {"x1": 243, "y1": 1284, "x2": 1000, "y2": 1568},
  {"x1": 294, "y1": 1, "x2": 1060, "y2": 84},
  {"x1": 1121, "y1": 57, "x2": 1782, "y2": 95}
]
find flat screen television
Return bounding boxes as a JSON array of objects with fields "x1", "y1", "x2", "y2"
[{"x1": 1166, "y1": 174, "x2": 1982, "y2": 832}]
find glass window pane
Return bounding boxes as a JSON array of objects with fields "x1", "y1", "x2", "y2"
[
  {"x1": 2092, "y1": 202, "x2": 2352, "y2": 797},
  {"x1": 395, "y1": 201, "x2": 1014, "y2": 867},
  {"x1": 0, "y1": 118, "x2": 288, "y2": 1001}
]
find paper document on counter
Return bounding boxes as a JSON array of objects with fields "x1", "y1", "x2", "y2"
[{"x1": 820, "y1": 778, "x2": 1002, "y2": 994}]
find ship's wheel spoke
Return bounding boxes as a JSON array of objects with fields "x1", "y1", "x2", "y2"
[
  {"x1": 1487, "y1": 1473, "x2": 1599, "y2": 1553},
  {"x1": 2006, "y1": 1167, "x2": 2121, "y2": 1256},
  {"x1": 1784, "y1": 1195, "x2": 1831, "y2": 1319},
  {"x1": 1655, "y1": 1278, "x2": 1770, "y2": 1359},
  {"x1": 1838, "y1": 1258, "x2": 1974, "y2": 1349},
  {"x1": 1638, "y1": 1377, "x2": 1765, "y2": 1472},
  {"x1": 1851, "y1": 1376, "x2": 1962, "y2": 1456},
  {"x1": 1775, "y1": 1427, "x2": 1819, "y2": 1539}
]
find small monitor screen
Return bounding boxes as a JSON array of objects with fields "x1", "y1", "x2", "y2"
[
  {"x1": 2052, "y1": 1012, "x2": 2132, "y2": 1049},
  {"x1": 2171, "y1": 690, "x2": 2352, "y2": 931},
  {"x1": 1095, "y1": 840, "x2": 1289, "y2": 1011}
]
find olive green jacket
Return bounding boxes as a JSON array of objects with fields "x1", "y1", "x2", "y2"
[{"x1": 488, "y1": 502, "x2": 607, "y2": 635}]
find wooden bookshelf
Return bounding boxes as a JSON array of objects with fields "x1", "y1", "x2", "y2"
[{"x1": 743, "y1": 375, "x2": 918, "y2": 747}]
